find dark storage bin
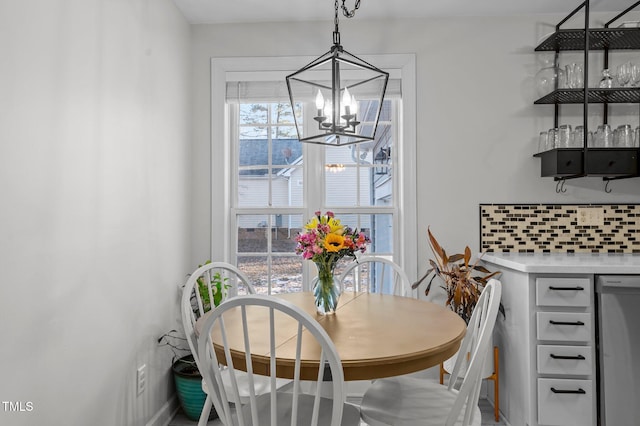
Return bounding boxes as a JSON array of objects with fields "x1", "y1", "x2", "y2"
[{"x1": 533, "y1": 148, "x2": 584, "y2": 178}]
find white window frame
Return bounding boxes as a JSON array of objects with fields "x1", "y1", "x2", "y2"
[{"x1": 210, "y1": 55, "x2": 418, "y2": 284}]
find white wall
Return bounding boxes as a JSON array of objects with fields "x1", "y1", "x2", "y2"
[
  {"x1": 0, "y1": 1, "x2": 191, "y2": 425},
  {"x1": 191, "y1": 14, "x2": 640, "y2": 281}
]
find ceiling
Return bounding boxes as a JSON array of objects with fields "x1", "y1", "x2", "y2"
[{"x1": 172, "y1": 0, "x2": 637, "y2": 25}]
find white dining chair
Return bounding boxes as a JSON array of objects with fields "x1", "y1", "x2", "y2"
[
  {"x1": 359, "y1": 279, "x2": 502, "y2": 426},
  {"x1": 338, "y1": 256, "x2": 413, "y2": 398},
  {"x1": 180, "y1": 262, "x2": 289, "y2": 426},
  {"x1": 197, "y1": 294, "x2": 361, "y2": 426},
  {"x1": 339, "y1": 255, "x2": 411, "y2": 296}
]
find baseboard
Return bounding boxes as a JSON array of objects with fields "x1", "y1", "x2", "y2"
[
  {"x1": 483, "y1": 397, "x2": 510, "y2": 426},
  {"x1": 146, "y1": 395, "x2": 180, "y2": 426}
]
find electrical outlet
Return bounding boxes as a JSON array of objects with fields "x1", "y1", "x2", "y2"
[
  {"x1": 136, "y1": 364, "x2": 146, "y2": 396},
  {"x1": 577, "y1": 206, "x2": 604, "y2": 226}
]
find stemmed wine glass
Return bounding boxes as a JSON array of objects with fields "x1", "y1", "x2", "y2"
[
  {"x1": 617, "y1": 62, "x2": 631, "y2": 87},
  {"x1": 631, "y1": 63, "x2": 640, "y2": 87}
]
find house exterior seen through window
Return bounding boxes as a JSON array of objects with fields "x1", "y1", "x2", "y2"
[{"x1": 230, "y1": 97, "x2": 397, "y2": 294}]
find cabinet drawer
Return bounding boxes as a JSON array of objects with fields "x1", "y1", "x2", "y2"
[
  {"x1": 538, "y1": 378, "x2": 593, "y2": 426},
  {"x1": 584, "y1": 148, "x2": 638, "y2": 176},
  {"x1": 537, "y1": 312, "x2": 592, "y2": 342},
  {"x1": 536, "y1": 278, "x2": 590, "y2": 307},
  {"x1": 537, "y1": 345, "x2": 592, "y2": 375}
]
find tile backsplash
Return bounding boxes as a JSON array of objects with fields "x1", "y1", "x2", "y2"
[{"x1": 480, "y1": 204, "x2": 640, "y2": 253}]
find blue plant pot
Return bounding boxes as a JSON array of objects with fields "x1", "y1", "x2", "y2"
[{"x1": 172, "y1": 354, "x2": 218, "y2": 421}]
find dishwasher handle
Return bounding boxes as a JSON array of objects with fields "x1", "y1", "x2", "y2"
[{"x1": 597, "y1": 276, "x2": 640, "y2": 294}]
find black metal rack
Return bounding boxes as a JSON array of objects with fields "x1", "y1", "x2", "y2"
[
  {"x1": 535, "y1": 28, "x2": 640, "y2": 51},
  {"x1": 533, "y1": 0, "x2": 640, "y2": 184},
  {"x1": 535, "y1": 87, "x2": 640, "y2": 104}
]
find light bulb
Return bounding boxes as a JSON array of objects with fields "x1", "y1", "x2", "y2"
[
  {"x1": 342, "y1": 87, "x2": 351, "y2": 115},
  {"x1": 315, "y1": 91, "x2": 325, "y2": 116},
  {"x1": 350, "y1": 94, "x2": 358, "y2": 114},
  {"x1": 323, "y1": 100, "x2": 333, "y2": 124}
]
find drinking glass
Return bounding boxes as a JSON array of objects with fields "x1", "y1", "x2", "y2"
[
  {"x1": 538, "y1": 131, "x2": 549, "y2": 152},
  {"x1": 573, "y1": 125, "x2": 585, "y2": 147},
  {"x1": 632, "y1": 64, "x2": 640, "y2": 87},
  {"x1": 586, "y1": 131, "x2": 594, "y2": 147},
  {"x1": 635, "y1": 126, "x2": 640, "y2": 147},
  {"x1": 595, "y1": 124, "x2": 613, "y2": 147},
  {"x1": 566, "y1": 63, "x2": 584, "y2": 89},
  {"x1": 617, "y1": 62, "x2": 631, "y2": 87},
  {"x1": 547, "y1": 128, "x2": 559, "y2": 149},
  {"x1": 600, "y1": 69, "x2": 614, "y2": 88},
  {"x1": 558, "y1": 124, "x2": 572, "y2": 148},
  {"x1": 617, "y1": 124, "x2": 633, "y2": 147}
]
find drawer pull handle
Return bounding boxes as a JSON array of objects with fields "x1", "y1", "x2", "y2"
[
  {"x1": 550, "y1": 354, "x2": 586, "y2": 360},
  {"x1": 549, "y1": 320, "x2": 585, "y2": 326},
  {"x1": 550, "y1": 387, "x2": 586, "y2": 395},
  {"x1": 548, "y1": 286, "x2": 584, "y2": 291}
]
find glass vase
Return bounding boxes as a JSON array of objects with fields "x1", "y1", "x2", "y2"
[
  {"x1": 535, "y1": 60, "x2": 566, "y2": 97},
  {"x1": 312, "y1": 260, "x2": 341, "y2": 315}
]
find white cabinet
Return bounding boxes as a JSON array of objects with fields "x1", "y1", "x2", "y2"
[
  {"x1": 485, "y1": 265, "x2": 597, "y2": 426},
  {"x1": 537, "y1": 378, "x2": 594, "y2": 426}
]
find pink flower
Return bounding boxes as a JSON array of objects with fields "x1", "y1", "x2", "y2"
[{"x1": 326, "y1": 211, "x2": 334, "y2": 218}]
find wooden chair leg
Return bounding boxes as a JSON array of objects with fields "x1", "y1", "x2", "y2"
[
  {"x1": 439, "y1": 362, "x2": 445, "y2": 385},
  {"x1": 493, "y1": 345, "x2": 499, "y2": 422}
]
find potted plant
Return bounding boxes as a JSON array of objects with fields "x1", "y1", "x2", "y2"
[
  {"x1": 195, "y1": 266, "x2": 230, "y2": 311},
  {"x1": 158, "y1": 331, "x2": 215, "y2": 422},
  {"x1": 412, "y1": 227, "x2": 503, "y2": 409},
  {"x1": 158, "y1": 261, "x2": 231, "y2": 421},
  {"x1": 412, "y1": 227, "x2": 502, "y2": 324}
]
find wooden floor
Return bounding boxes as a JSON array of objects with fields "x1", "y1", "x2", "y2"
[{"x1": 169, "y1": 397, "x2": 507, "y2": 426}]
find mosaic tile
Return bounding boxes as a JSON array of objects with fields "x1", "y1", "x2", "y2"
[{"x1": 479, "y1": 204, "x2": 640, "y2": 253}]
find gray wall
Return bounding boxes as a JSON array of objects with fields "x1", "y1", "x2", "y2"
[
  {"x1": 3, "y1": 4, "x2": 640, "y2": 425},
  {"x1": 191, "y1": 14, "x2": 640, "y2": 282},
  {"x1": 0, "y1": 1, "x2": 191, "y2": 425}
]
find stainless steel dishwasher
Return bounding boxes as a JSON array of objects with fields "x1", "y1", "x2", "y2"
[{"x1": 596, "y1": 275, "x2": 640, "y2": 426}]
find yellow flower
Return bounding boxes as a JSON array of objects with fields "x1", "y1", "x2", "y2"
[
  {"x1": 324, "y1": 233, "x2": 346, "y2": 252},
  {"x1": 304, "y1": 217, "x2": 319, "y2": 230},
  {"x1": 327, "y1": 218, "x2": 344, "y2": 235}
]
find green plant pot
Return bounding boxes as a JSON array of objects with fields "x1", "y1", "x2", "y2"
[{"x1": 172, "y1": 354, "x2": 218, "y2": 421}]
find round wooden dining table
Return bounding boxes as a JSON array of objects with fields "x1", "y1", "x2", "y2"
[{"x1": 195, "y1": 291, "x2": 466, "y2": 381}]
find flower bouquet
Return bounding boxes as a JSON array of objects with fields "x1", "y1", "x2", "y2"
[{"x1": 295, "y1": 211, "x2": 369, "y2": 314}]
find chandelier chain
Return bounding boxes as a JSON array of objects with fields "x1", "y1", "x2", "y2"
[
  {"x1": 341, "y1": 0, "x2": 361, "y2": 18},
  {"x1": 334, "y1": 0, "x2": 360, "y2": 44}
]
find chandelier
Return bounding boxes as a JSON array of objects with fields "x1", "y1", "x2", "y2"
[{"x1": 286, "y1": 0, "x2": 389, "y2": 147}]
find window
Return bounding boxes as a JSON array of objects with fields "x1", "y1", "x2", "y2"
[
  {"x1": 211, "y1": 56, "x2": 417, "y2": 294},
  {"x1": 232, "y1": 101, "x2": 305, "y2": 294}
]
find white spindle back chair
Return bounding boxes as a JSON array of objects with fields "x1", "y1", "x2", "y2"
[
  {"x1": 339, "y1": 255, "x2": 411, "y2": 296},
  {"x1": 197, "y1": 294, "x2": 360, "y2": 426},
  {"x1": 181, "y1": 262, "x2": 288, "y2": 425},
  {"x1": 359, "y1": 279, "x2": 502, "y2": 426}
]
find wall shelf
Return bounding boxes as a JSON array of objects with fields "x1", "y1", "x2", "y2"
[
  {"x1": 535, "y1": 28, "x2": 640, "y2": 51},
  {"x1": 534, "y1": 87, "x2": 640, "y2": 104},
  {"x1": 533, "y1": 0, "x2": 640, "y2": 183}
]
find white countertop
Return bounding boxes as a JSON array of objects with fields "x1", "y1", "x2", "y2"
[{"x1": 482, "y1": 252, "x2": 640, "y2": 274}]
